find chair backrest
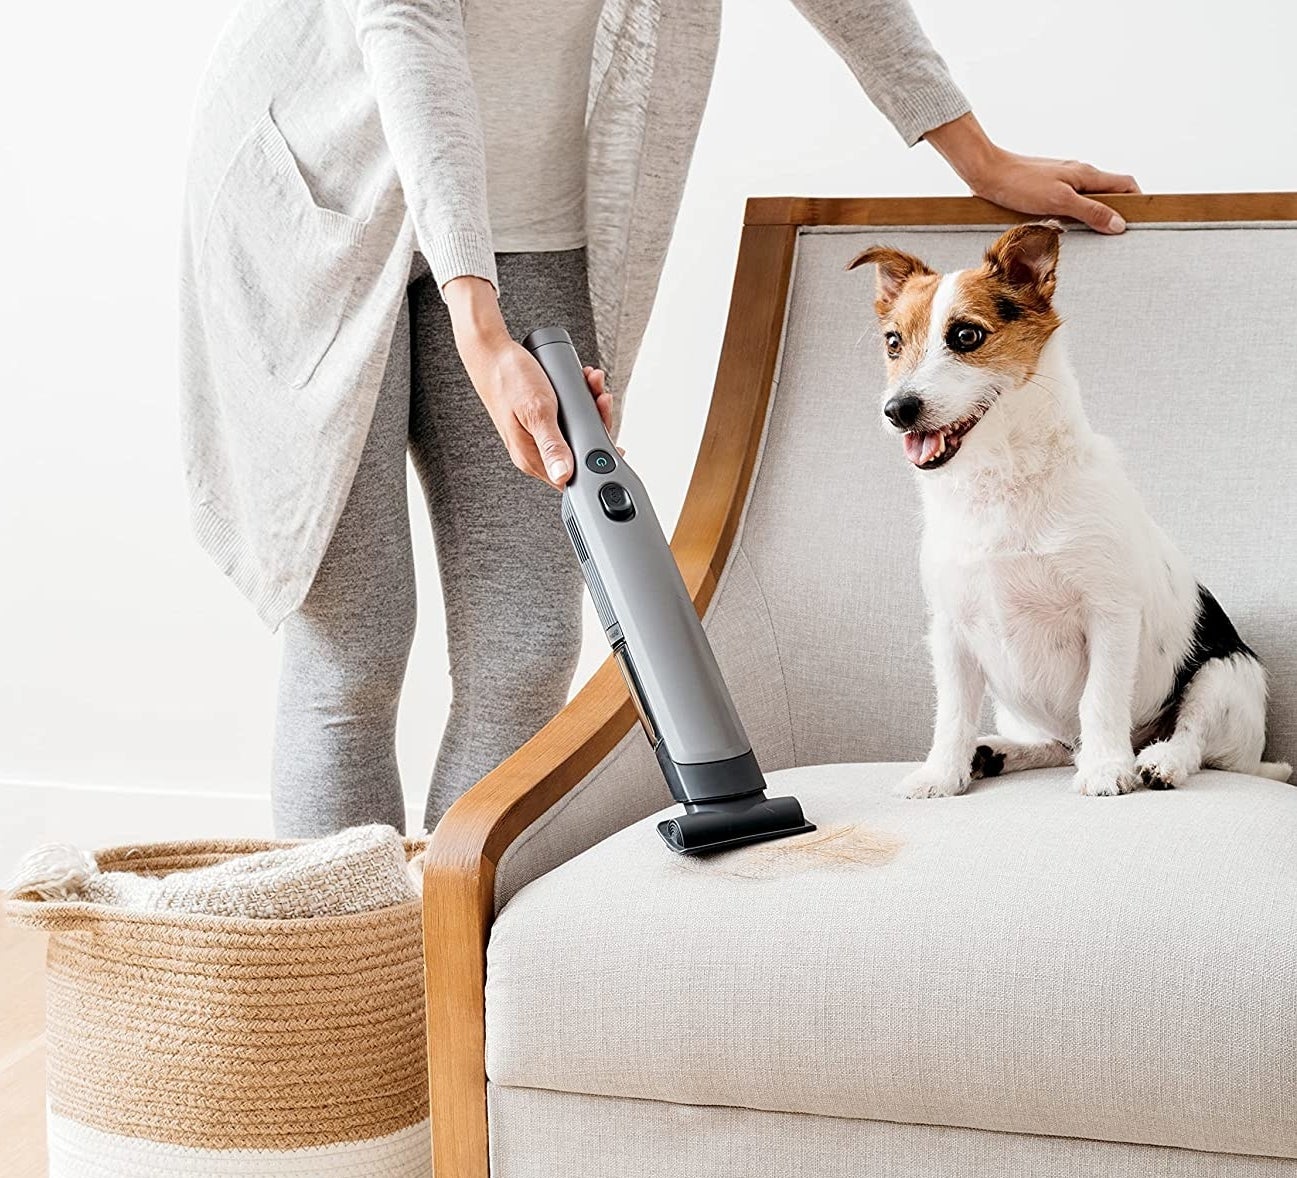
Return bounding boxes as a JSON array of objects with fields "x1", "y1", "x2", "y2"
[{"x1": 703, "y1": 197, "x2": 1297, "y2": 772}]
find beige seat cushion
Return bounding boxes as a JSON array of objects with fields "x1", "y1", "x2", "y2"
[{"x1": 486, "y1": 763, "x2": 1297, "y2": 1159}]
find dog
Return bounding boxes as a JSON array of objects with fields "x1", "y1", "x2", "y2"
[{"x1": 849, "y1": 221, "x2": 1291, "y2": 798}]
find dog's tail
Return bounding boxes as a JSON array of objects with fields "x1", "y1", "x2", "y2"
[{"x1": 1257, "y1": 761, "x2": 1294, "y2": 783}]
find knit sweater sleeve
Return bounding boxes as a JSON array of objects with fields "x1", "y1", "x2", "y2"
[
  {"x1": 789, "y1": 0, "x2": 971, "y2": 146},
  {"x1": 346, "y1": 0, "x2": 497, "y2": 291}
]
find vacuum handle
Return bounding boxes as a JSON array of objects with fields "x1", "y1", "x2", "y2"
[
  {"x1": 523, "y1": 324, "x2": 755, "y2": 770},
  {"x1": 521, "y1": 327, "x2": 611, "y2": 464}
]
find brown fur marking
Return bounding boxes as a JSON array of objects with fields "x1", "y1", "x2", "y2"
[
  {"x1": 983, "y1": 221, "x2": 1062, "y2": 308},
  {"x1": 854, "y1": 223, "x2": 1063, "y2": 384},
  {"x1": 847, "y1": 245, "x2": 934, "y2": 312},
  {"x1": 947, "y1": 269, "x2": 1059, "y2": 380},
  {"x1": 883, "y1": 273, "x2": 941, "y2": 371}
]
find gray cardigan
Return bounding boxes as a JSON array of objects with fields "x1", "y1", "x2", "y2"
[{"x1": 179, "y1": 0, "x2": 968, "y2": 627}]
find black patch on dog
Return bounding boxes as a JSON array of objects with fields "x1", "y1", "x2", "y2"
[
  {"x1": 1164, "y1": 584, "x2": 1257, "y2": 712},
  {"x1": 971, "y1": 744, "x2": 1006, "y2": 778},
  {"x1": 995, "y1": 296, "x2": 1023, "y2": 322},
  {"x1": 1140, "y1": 766, "x2": 1176, "y2": 790}
]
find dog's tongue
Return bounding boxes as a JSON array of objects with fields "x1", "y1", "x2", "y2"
[{"x1": 904, "y1": 431, "x2": 943, "y2": 467}]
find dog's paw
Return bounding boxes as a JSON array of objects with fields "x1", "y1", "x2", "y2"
[
  {"x1": 970, "y1": 743, "x2": 1007, "y2": 780},
  {"x1": 1135, "y1": 741, "x2": 1193, "y2": 790},
  {"x1": 894, "y1": 765, "x2": 969, "y2": 799},
  {"x1": 1073, "y1": 760, "x2": 1140, "y2": 797}
]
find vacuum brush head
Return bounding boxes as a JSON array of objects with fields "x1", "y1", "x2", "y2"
[{"x1": 657, "y1": 794, "x2": 815, "y2": 855}]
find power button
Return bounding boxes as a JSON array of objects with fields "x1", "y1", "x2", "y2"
[
  {"x1": 598, "y1": 482, "x2": 635, "y2": 522},
  {"x1": 585, "y1": 449, "x2": 616, "y2": 475}
]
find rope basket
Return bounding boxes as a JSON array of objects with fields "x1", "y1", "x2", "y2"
[{"x1": 6, "y1": 838, "x2": 432, "y2": 1178}]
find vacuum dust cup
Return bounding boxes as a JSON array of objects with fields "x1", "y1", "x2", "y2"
[{"x1": 523, "y1": 326, "x2": 814, "y2": 854}]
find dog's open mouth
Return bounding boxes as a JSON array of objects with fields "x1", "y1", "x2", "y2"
[{"x1": 903, "y1": 409, "x2": 986, "y2": 470}]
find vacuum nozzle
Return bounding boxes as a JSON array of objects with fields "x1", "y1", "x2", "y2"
[{"x1": 657, "y1": 794, "x2": 815, "y2": 855}]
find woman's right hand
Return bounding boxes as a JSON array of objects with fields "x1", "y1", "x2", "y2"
[{"x1": 445, "y1": 276, "x2": 612, "y2": 490}]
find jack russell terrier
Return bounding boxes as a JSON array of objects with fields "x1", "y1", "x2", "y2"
[{"x1": 850, "y1": 222, "x2": 1291, "y2": 798}]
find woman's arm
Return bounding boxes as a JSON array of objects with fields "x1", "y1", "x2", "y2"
[
  {"x1": 790, "y1": 0, "x2": 1139, "y2": 232},
  {"x1": 789, "y1": 0, "x2": 971, "y2": 147},
  {"x1": 348, "y1": 0, "x2": 496, "y2": 288},
  {"x1": 346, "y1": 0, "x2": 610, "y2": 486}
]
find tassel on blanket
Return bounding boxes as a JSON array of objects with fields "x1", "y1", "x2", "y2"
[{"x1": 5, "y1": 843, "x2": 99, "y2": 902}]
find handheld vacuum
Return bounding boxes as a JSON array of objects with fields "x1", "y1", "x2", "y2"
[{"x1": 523, "y1": 327, "x2": 815, "y2": 854}]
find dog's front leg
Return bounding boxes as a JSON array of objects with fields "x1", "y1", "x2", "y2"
[
  {"x1": 1074, "y1": 608, "x2": 1142, "y2": 796},
  {"x1": 896, "y1": 615, "x2": 984, "y2": 798}
]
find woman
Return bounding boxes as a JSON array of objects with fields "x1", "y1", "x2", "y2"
[{"x1": 179, "y1": 0, "x2": 1137, "y2": 838}]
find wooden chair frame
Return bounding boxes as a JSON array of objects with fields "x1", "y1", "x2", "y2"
[{"x1": 422, "y1": 192, "x2": 1297, "y2": 1178}]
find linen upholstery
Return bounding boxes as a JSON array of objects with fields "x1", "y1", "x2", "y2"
[
  {"x1": 487, "y1": 1087, "x2": 1297, "y2": 1178},
  {"x1": 491, "y1": 220, "x2": 1297, "y2": 911},
  {"x1": 716, "y1": 223, "x2": 1297, "y2": 769},
  {"x1": 482, "y1": 219, "x2": 1297, "y2": 1172},
  {"x1": 487, "y1": 763, "x2": 1297, "y2": 1159}
]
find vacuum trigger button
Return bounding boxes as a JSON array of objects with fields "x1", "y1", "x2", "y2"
[{"x1": 599, "y1": 482, "x2": 636, "y2": 522}]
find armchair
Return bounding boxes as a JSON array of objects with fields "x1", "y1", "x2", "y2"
[{"x1": 425, "y1": 193, "x2": 1297, "y2": 1177}]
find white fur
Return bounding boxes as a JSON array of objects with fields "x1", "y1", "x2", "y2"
[{"x1": 885, "y1": 310, "x2": 1291, "y2": 798}]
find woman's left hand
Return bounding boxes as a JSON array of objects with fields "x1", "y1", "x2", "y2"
[{"x1": 925, "y1": 112, "x2": 1140, "y2": 235}]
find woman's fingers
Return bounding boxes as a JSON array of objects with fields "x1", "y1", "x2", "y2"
[
  {"x1": 514, "y1": 390, "x2": 574, "y2": 487},
  {"x1": 503, "y1": 421, "x2": 546, "y2": 483},
  {"x1": 1069, "y1": 162, "x2": 1141, "y2": 194},
  {"x1": 1053, "y1": 184, "x2": 1127, "y2": 234},
  {"x1": 595, "y1": 392, "x2": 614, "y2": 433},
  {"x1": 584, "y1": 366, "x2": 614, "y2": 432}
]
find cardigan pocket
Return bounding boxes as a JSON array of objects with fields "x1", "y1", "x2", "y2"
[{"x1": 198, "y1": 109, "x2": 368, "y2": 390}]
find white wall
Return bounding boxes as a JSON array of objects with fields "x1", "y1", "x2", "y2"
[{"x1": 2, "y1": 0, "x2": 1293, "y2": 871}]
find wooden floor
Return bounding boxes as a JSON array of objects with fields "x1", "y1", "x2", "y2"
[{"x1": 1, "y1": 926, "x2": 47, "y2": 1177}]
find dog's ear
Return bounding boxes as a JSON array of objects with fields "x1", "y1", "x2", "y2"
[
  {"x1": 846, "y1": 246, "x2": 934, "y2": 313},
  {"x1": 984, "y1": 221, "x2": 1062, "y2": 303}
]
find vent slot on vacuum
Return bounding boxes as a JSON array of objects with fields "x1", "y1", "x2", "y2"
[
  {"x1": 564, "y1": 513, "x2": 589, "y2": 563},
  {"x1": 564, "y1": 513, "x2": 617, "y2": 633}
]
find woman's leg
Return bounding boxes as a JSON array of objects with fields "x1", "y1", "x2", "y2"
[
  {"x1": 272, "y1": 302, "x2": 417, "y2": 837},
  {"x1": 408, "y1": 249, "x2": 597, "y2": 828}
]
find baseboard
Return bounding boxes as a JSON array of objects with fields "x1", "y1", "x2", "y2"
[
  {"x1": 1, "y1": 780, "x2": 433, "y2": 879},
  {"x1": 0, "y1": 779, "x2": 272, "y2": 879}
]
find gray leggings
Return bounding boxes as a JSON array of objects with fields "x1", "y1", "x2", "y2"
[{"x1": 272, "y1": 249, "x2": 598, "y2": 837}]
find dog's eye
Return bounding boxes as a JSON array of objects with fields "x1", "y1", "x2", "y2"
[
  {"x1": 883, "y1": 330, "x2": 902, "y2": 357},
  {"x1": 946, "y1": 323, "x2": 986, "y2": 353}
]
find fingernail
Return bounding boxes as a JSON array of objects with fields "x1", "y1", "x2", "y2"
[
  {"x1": 547, "y1": 460, "x2": 569, "y2": 482},
  {"x1": 1107, "y1": 212, "x2": 1126, "y2": 233}
]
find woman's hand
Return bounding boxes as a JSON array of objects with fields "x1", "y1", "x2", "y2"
[
  {"x1": 444, "y1": 276, "x2": 612, "y2": 489},
  {"x1": 925, "y1": 112, "x2": 1140, "y2": 235}
]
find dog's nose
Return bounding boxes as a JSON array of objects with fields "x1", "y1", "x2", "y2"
[{"x1": 883, "y1": 394, "x2": 923, "y2": 430}]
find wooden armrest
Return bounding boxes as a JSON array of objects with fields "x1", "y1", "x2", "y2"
[
  {"x1": 421, "y1": 220, "x2": 798, "y2": 1178},
  {"x1": 422, "y1": 654, "x2": 635, "y2": 1174}
]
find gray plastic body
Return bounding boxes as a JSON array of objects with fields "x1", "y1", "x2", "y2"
[
  {"x1": 523, "y1": 327, "x2": 813, "y2": 851},
  {"x1": 524, "y1": 327, "x2": 750, "y2": 769}
]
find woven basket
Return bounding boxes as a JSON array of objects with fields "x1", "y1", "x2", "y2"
[{"x1": 6, "y1": 839, "x2": 431, "y2": 1178}]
